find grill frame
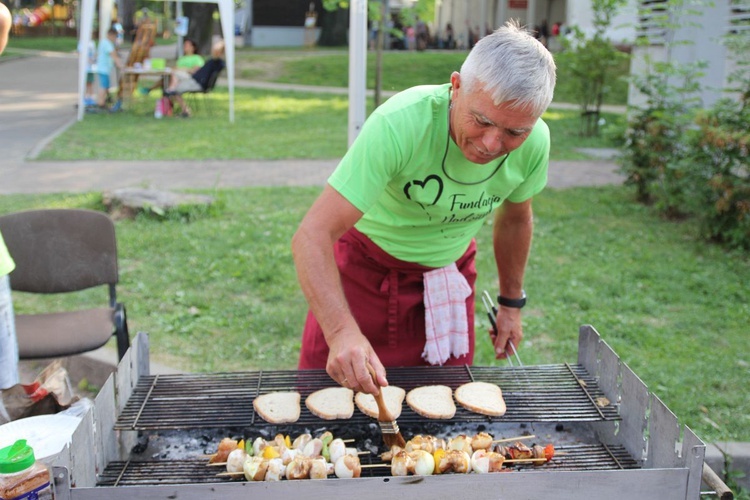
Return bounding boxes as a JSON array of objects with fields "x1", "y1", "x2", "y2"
[
  {"x1": 50, "y1": 325, "x2": 707, "y2": 500},
  {"x1": 114, "y1": 362, "x2": 621, "y2": 431}
]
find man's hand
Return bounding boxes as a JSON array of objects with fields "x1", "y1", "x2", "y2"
[
  {"x1": 326, "y1": 329, "x2": 387, "y2": 395},
  {"x1": 491, "y1": 306, "x2": 523, "y2": 359}
]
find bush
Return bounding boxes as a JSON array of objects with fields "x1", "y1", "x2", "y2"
[
  {"x1": 686, "y1": 99, "x2": 750, "y2": 248},
  {"x1": 620, "y1": 60, "x2": 704, "y2": 215}
]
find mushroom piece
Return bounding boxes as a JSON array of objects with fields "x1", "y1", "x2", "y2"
[
  {"x1": 264, "y1": 458, "x2": 286, "y2": 481},
  {"x1": 309, "y1": 457, "x2": 329, "y2": 479},
  {"x1": 225, "y1": 448, "x2": 248, "y2": 473},
  {"x1": 448, "y1": 434, "x2": 473, "y2": 455},
  {"x1": 471, "y1": 432, "x2": 493, "y2": 451},
  {"x1": 302, "y1": 438, "x2": 324, "y2": 457},
  {"x1": 391, "y1": 450, "x2": 414, "y2": 477},
  {"x1": 292, "y1": 433, "x2": 312, "y2": 451}
]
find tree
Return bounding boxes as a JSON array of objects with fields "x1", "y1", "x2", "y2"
[
  {"x1": 119, "y1": 0, "x2": 137, "y2": 41},
  {"x1": 184, "y1": 2, "x2": 218, "y2": 55},
  {"x1": 557, "y1": 0, "x2": 629, "y2": 136},
  {"x1": 319, "y1": 0, "x2": 349, "y2": 46}
]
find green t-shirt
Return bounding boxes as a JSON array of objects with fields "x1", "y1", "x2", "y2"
[
  {"x1": 328, "y1": 83, "x2": 549, "y2": 268},
  {"x1": 176, "y1": 54, "x2": 204, "y2": 70},
  {"x1": 0, "y1": 233, "x2": 15, "y2": 276}
]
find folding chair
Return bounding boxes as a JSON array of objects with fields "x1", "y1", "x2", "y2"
[
  {"x1": 0, "y1": 209, "x2": 130, "y2": 361},
  {"x1": 118, "y1": 20, "x2": 157, "y2": 101},
  {"x1": 186, "y1": 66, "x2": 223, "y2": 115}
]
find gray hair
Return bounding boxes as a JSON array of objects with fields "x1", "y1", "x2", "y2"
[{"x1": 459, "y1": 19, "x2": 556, "y2": 117}]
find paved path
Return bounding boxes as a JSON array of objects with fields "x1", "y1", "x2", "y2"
[{"x1": 0, "y1": 50, "x2": 624, "y2": 194}]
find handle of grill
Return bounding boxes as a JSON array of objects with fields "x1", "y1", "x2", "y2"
[{"x1": 701, "y1": 463, "x2": 734, "y2": 500}]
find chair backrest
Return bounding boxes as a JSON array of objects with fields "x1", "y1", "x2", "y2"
[
  {"x1": 125, "y1": 21, "x2": 156, "y2": 67},
  {"x1": 203, "y1": 66, "x2": 223, "y2": 93},
  {"x1": 0, "y1": 209, "x2": 118, "y2": 294}
]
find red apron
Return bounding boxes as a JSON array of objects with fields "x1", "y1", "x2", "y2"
[{"x1": 298, "y1": 227, "x2": 477, "y2": 368}]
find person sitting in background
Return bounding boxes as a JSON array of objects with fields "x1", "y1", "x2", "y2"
[
  {"x1": 141, "y1": 38, "x2": 204, "y2": 95},
  {"x1": 164, "y1": 40, "x2": 225, "y2": 118}
]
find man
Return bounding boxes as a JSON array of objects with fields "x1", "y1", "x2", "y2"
[{"x1": 292, "y1": 20, "x2": 556, "y2": 395}]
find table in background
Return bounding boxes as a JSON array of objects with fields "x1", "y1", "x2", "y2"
[{"x1": 121, "y1": 67, "x2": 171, "y2": 102}]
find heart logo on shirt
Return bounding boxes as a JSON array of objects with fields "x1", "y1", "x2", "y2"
[{"x1": 403, "y1": 175, "x2": 444, "y2": 207}]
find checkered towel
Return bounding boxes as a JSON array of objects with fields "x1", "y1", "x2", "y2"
[{"x1": 422, "y1": 263, "x2": 472, "y2": 365}]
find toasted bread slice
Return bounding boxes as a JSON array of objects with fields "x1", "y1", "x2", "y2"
[
  {"x1": 253, "y1": 391, "x2": 301, "y2": 424},
  {"x1": 454, "y1": 381, "x2": 506, "y2": 417},
  {"x1": 406, "y1": 385, "x2": 456, "y2": 419},
  {"x1": 355, "y1": 386, "x2": 406, "y2": 419},
  {"x1": 305, "y1": 387, "x2": 355, "y2": 420}
]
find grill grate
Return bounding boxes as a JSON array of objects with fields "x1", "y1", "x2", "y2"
[
  {"x1": 115, "y1": 364, "x2": 619, "y2": 431},
  {"x1": 96, "y1": 443, "x2": 639, "y2": 487}
]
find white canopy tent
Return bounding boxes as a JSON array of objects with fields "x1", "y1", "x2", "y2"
[{"x1": 77, "y1": 0, "x2": 235, "y2": 122}]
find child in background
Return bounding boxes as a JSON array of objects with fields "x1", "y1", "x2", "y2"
[{"x1": 95, "y1": 27, "x2": 123, "y2": 111}]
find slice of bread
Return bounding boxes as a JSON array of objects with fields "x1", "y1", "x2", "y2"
[
  {"x1": 355, "y1": 386, "x2": 406, "y2": 419},
  {"x1": 454, "y1": 381, "x2": 507, "y2": 417},
  {"x1": 406, "y1": 385, "x2": 456, "y2": 419},
  {"x1": 305, "y1": 387, "x2": 355, "y2": 420},
  {"x1": 253, "y1": 391, "x2": 301, "y2": 424}
]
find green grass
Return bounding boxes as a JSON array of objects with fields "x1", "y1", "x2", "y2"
[
  {"x1": 4, "y1": 35, "x2": 80, "y2": 53},
  {"x1": 0, "y1": 186, "x2": 747, "y2": 443},
  {"x1": 235, "y1": 49, "x2": 630, "y2": 106},
  {"x1": 2, "y1": 34, "x2": 175, "y2": 57},
  {"x1": 4, "y1": 36, "x2": 631, "y2": 108},
  {"x1": 37, "y1": 88, "x2": 625, "y2": 161}
]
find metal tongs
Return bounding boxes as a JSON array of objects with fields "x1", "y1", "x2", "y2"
[{"x1": 481, "y1": 290, "x2": 523, "y2": 367}]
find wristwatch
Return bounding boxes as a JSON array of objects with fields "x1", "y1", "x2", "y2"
[{"x1": 497, "y1": 290, "x2": 526, "y2": 309}]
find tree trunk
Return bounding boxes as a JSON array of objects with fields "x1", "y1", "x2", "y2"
[
  {"x1": 318, "y1": 5, "x2": 349, "y2": 46},
  {"x1": 184, "y1": 2, "x2": 218, "y2": 56},
  {"x1": 119, "y1": 0, "x2": 137, "y2": 42}
]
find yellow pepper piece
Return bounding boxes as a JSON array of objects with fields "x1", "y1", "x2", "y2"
[
  {"x1": 284, "y1": 435, "x2": 292, "y2": 449},
  {"x1": 433, "y1": 449, "x2": 446, "y2": 474},
  {"x1": 262, "y1": 446, "x2": 281, "y2": 459},
  {"x1": 237, "y1": 439, "x2": 245, "y2": 451}
]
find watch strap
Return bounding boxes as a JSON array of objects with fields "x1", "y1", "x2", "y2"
[{"x1": 497, "y1": 290, "x2": 526, "y2": 309}]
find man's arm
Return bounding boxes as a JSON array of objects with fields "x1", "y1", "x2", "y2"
[
  {"x1": 291, "y1": 185, "x2": 386, "y2": 394},
  {"x1": 491, "y1": 198, "x2": 534, "y2": 358}
]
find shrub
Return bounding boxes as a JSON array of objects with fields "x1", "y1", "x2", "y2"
[
  {"x1": 685, "y1": 99, "x2": 750, "y2": 248},
  {"x1": 620, "y1": 62, "x2": 704, "y2": 214}
]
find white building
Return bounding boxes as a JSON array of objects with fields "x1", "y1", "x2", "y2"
[{"x1": 434, "y1": 0, "x2": 748, "y2": 107}]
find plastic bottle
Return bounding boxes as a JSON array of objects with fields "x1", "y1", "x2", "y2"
[
  {"x1": 0, "y1": 440, "x2": 53, "y2": 500},
  {"x1": 154, "y1": 98, "x2": 163, "y2": 119}
]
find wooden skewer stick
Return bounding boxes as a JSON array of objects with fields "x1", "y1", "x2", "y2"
[
  {"x1": 503, "y1": 457, "x2": 548, "y2": 464},
  {"x1": 361, "y1": 463, "x2": 391, "y2": 469},
  {"x1": 491, "y1": 435, "x2": 536, "y2": 444},
  {"x1": 217, "y1": 471, "x2": 245, "y2": 477},
  {"x1": 343, "y1": 439, "x2": 355, "y2": 443},
  {"x1": 207, "y1": 462, "x2": 228, "y2": 467}
]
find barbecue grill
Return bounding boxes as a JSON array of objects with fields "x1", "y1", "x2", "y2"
[{"x1": 49, "y1": 325, "x2": 728, "y2": 499}]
